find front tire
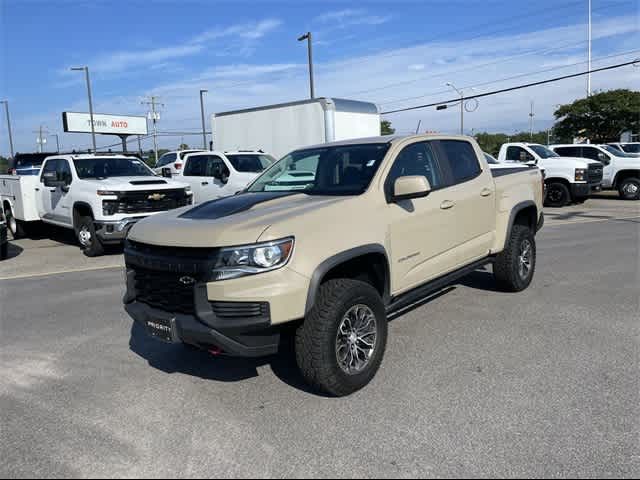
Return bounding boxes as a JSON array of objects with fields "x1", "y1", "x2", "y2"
[
  {"x1": 295, "y1": 279, "x2": 388, "y2": 397},
  {"x1": 618, "y1": 177, "x2": 640, "y2": 200},
  {"x1": 494, "y1": 224, "x2": 536, "y2": 292},
  {"x1": 544, "y1": 182, "x2": 570, "y2": 207},
  {"x1": 76, "y1": 215, "x2": 104, "y2": 257}
]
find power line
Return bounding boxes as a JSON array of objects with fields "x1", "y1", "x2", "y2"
[
  {"x1": 379, "y1": 49, "x2": 640, "y2": 108},
  {"x1": 381, "y1": 59, "x2": 638, "y2": 115}
]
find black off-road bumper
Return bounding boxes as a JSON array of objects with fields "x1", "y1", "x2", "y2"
[{"x1": 124, "y1": 273, "x2": 280, "y2": 357}]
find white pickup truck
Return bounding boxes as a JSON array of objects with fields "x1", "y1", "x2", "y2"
[
  {"x1": 0, "y1": 154, "x2": 193, "y2": 256},
  {"x1": 498, "y1": 143, "x2": 603, "y2": 207},
  {"x1": 550, "y1": 144, "x2": 640, "y2": 200},
  {"x1": 169, "y1": 150, "x2": 276, "y2": 204}
]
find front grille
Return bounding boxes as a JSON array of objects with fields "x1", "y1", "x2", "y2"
[
  {"x1": 104, "y1": 189, "x2": 190, "y2": 215},
  {"x1": 588, "y1": 164, "x2": 603, "y2": 184},
  {"x1": 131, "y1": 266, "x2": 198, "y2": 314},
  {"x1": 211, "y1": 302, "x2": 269, "y2": 318}
]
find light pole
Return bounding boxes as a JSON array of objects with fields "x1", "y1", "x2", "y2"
[
  {"x1": 50, "y1": 134, "x2": 60, "y2": 152},
  {"x1": 0, "y1": 100, "x2": 14, "y2": 158},
  {"x1": 587, "y1": 0, "x2": 592, "y2": 96},
  {"x1": 199, "y1": 89, "x2": 208, "y2": 150},
  {"x1": 446, "y1": 82, "x2": 465, "y2": 135},
  {"x1": 298, "y1": 32, "x2": 315, "y2": 99},
  {"x1": 70, "y1": 66, "x2": 97, "y2": 153}
]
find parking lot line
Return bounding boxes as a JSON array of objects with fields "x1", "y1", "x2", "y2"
[
  {"x1": 0, "y1": 264, "x2": 123, "y2": 282},
  {"x1": 545, "y1": 214, "x2": 640, "y2": 227}
]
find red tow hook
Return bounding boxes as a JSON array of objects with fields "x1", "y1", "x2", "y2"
[{"x1": 208, "y1": 347, "x2": 224, "y2": 356}]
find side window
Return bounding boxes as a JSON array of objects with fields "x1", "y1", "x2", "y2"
[
  {"x1": 157, "y1": 153, "x2": 176, "y2": 167},
  {"x1": 40, "y1": 160, "x2": 58, "y2": 182},
  {"x1": 438, "y1": 140, "x2": 482, "y2": 184},
  {"x1": 210, "y1": 156, "x2": 230, "y2": 180},
  {"x1": 554, "y1": 147, "x2": 581, "y2": 157},
  {"x1": 387, "y1": 142, "x2": 443, "y2": 195},
  {"x1": 506, "y1": 146, "x2": 534, "y2": 163},
  {"x1": 57, "y1": 159, "x2": 72, "y2": 185},
  {"x1": 184, "y1": 156, "x2": 207, "y2": 176},
  {"x1": 582, "y1": 147, "x2": 610, "y2": 164}
]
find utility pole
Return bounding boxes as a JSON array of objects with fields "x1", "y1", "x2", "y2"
[
  {"x1": 70, "y1": 66, "x2": 97, "y2": 153},
  {"x1": 529, "y1": 101, "x2": 535, "y2": 140},
  {"x1": 199, "y1": 89, "x2": 208, "y2": 150},
  {"x1": 50, "y1": 134, "x2": 60, "y2": 152},
  {"x1": 298, "y1": 32, "x2": 315, "y2": 99},
  {"x1": 142, "y1": 96, "x2": 163, "y2": 164},
  {"x1": 137, "y1": 135, "x2": 142, "y2": 155},
  {"x1": 587, "y1": 0, "x2": 592, "y2": 96},
  {"x1": 446, "y1": 82, "x2": 465, "y2": 135},
  {"x1": 0, "y1": 100, "x2": 15, "y2": 158}
]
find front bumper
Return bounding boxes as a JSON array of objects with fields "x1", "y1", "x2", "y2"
[
  {"x1": 123, "y1": 272, "x2": 281, "y2": 357},
  {"x1": 571, "y1": 182, "x2": 602, "y2": 199},
  {"x1": 95, "y1": 217, "x2": 147, "y2": 244}
]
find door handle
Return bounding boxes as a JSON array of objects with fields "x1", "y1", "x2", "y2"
[
  {"x1": 35, "y1": 188, "x2": 40, "y2": 192},
  {"x1": 201, "y1": 182, "x2": 209, "y2": 186},
  {"x1": 481, "y1": 188, "x2": 493, "y2": 197},
  {"x1": 440, "y1": 200, "x2": 455, "y2": 210}
]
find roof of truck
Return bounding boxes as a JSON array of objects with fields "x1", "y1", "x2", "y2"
[{"x1": 300, "y1": 133, "x2": 472, "y2": 150}]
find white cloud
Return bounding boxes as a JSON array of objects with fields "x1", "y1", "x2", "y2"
[
  {"x1": 190, "y1": 18, "x2": 282, "y2": 44},
  {"x1": 316, "y1": 9, "x2": 391, "y2": 28}
]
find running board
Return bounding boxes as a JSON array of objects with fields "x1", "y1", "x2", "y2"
[{"x1": 386, "y1": 257, "x2": 493, "y2": 315}]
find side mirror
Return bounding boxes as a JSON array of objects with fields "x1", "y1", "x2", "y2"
[
  {"x1": 161, "y1": 168, "x2": 172, "y2": 178},
  {"x1": 392, "y1": 176, "x2": 431, "y2": 202},
  {"x1": 597, "y1": 153, "x2": 610, "y2": 164}
]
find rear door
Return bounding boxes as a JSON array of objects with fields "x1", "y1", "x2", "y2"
[{"x1": 434, "y1": 139, "x2": 496, "y2": 265}]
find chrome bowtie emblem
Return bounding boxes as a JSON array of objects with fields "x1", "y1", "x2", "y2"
[
  {"x1": 179, "y1": 276, "x2": 196, "y2": 286},
  {"x1": 148, "y1": 193, "x2": 166, "y2": 201}
]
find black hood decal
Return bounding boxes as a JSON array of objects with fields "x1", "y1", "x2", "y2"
[{"x1": 180, "y1": 192, "x2": 299, "y2": 220}]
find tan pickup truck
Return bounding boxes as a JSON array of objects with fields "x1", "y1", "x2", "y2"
[{"x1": 123, "y1": 134, "x2": 544, "y2": 396}]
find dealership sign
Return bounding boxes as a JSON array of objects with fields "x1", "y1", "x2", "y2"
[{"x1": 62, "y1": 112, "x2": 148, "y2": 135}]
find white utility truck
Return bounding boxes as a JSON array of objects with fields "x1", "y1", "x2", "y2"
[
  {"x1": 498, "y1": 143, "x2": 603, "y2": 207},
  {"x1": 211, "y1": 98, "x2": 381, "y2": 159},
  {"x1": 0, "y1": 154, "x2": 192, "y2": 256}
]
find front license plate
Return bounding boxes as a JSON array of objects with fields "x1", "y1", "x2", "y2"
[{"x1": 146, "y1": 317, "x2": 175, "y2": 343}]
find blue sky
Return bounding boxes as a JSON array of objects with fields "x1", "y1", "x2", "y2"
[{"x1": 1, "y1": 0, "x2": 639, "y2": 155}]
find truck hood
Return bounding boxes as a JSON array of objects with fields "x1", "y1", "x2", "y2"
[
  {"x1": 540, "y1": 157, "x2": 601, "y2": 168},
  {"x1": 82, "y1": 176, "x2": 188, "y2": 191},
  {"x1": 128, "y1": 191, "x2": 350, "y2": 247}
]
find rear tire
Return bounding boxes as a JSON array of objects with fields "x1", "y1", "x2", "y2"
[
  {"x1": 0, "y1": 242, "x2": 7, "y2": 260},
  {"x1": 5, "y1": 208, "x2": 26, "y2": 239},
  {"x1": 544, "y1": 182, "x2": 570, "y2": 208},
  {"x1": 618, "y1": 177, "x2": 640, "y2": 200},
  {"x1": 494, "y1": 224, "x2": 536, "y2": 292},
  {"x1": 76, "y1": 215, "x2": 104, "y2": 257},
  {"x1": 295, "y1": 279, "x2": 388, "y2": 397}
]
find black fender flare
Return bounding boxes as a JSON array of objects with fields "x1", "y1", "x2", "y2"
[
  {"x1": 305, "y1": 244, "x2": 391, "y2": 314},
  {"x1": 504, "y1": 200, "x2": 539, "y2": 249}
]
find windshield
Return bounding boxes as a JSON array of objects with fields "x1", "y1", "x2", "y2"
[
  {"x1": 621, "y1": 143, "x2": 640, "y2": 154},
  {"x1": 247, "y1": 143, "x2": 390, "y2": 196},
  {"x1": 529, "y1": 145, "x2": 559, "y2": 158},
  {"x1": 601, "y1": 145, "x2": 637, "y2": 158},
  {"x1": 74, "y1": 157, "x2": 154, "y2": 179},
  {"x1": 227, "y1": 154, "x2": 276, "y2": 173}
]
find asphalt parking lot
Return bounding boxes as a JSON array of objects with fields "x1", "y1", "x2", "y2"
[{"x1": 1, "y1": 194, "x2": 639, "y2": 478}]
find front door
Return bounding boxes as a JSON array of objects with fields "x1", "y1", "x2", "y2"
[
  {"x1": 37, "y1": 159, "x2": 73, "y2": 225},
  {"x1": 581, "y1": 146, "x2": 613, "y2": 187},
  {"x1": 387, "y1": 141, "x2": 460, "y2": 293},
  {"x1": 183, "y1": 154, "x2": 233, "y2": 203}
]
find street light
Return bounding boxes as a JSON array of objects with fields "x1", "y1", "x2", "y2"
[
  {"x1": 0, "y1": 100, "x2": 14, "y2": 158},
  {"x1": 199, "y1": 89, "x2": 208, "y2": 150},
  {"x1": 298, "y1": 32, "x2": 315, "y2": 99},
  {"x1": 70, "y1": 66, "x2": 97, "y2": 153},
  {"x1": 50, "y1": 134, "x2": 60, "y2": 152},
  {"x1": 446, "y1": 82, "x2": 465, "y2": 135}
]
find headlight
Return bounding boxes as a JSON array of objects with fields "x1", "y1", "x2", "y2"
[
  {"x1": 184, "y1": 186, "x2": 192, "y2": 194},
  {"x1": 97, "y1": 190, "x2": 118, "y2": 196},
  {"x1": 211, "y1": 237, "x2": 294, "y2": 281},
  {"x1": 575, "y1": 168, "x2": 587, "y2": 182}
]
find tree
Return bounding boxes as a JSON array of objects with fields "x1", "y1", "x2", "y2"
[
  {"x1": 475, "y1": 131, "x2": 550, "y2": 156},
  {"x1": 381, "y1": 120, "x2": 395, "y2": 136},
  {"x1": 553, "y1": 89, "x2": 640, "y2": 143},
  {"x1": 179, "y1": 143, "x2": 189, "y2": 150}
]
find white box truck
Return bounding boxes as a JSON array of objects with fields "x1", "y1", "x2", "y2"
[{"x1": 211, "y1": 98, "x2": 381, "y2": 159}]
